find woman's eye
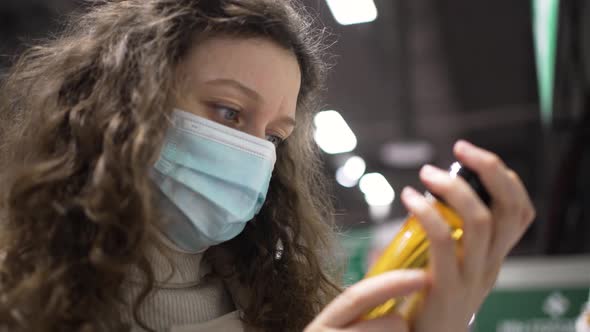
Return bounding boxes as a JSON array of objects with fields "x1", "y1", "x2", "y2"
[
  {"x1": 266, "y1": 134, "x2": 284, "y2": 147},
  {"x1": 215, "y1": 105, "x2": 239, "y2": 122}
]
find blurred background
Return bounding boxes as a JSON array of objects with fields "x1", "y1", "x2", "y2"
[{"x1": 1, "y1": 0, "x2": 589, "y2": 331}]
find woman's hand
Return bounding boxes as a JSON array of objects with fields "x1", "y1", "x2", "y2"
[
  {"x1": 304, "y1": 270, "x2": 427, "y2": 332},
  {"x1": 306, "y1": 140, "x2": 535, "y2": 332},
  {"x1": 403, "y1": 140, "x2": 536, "y2": 332}
]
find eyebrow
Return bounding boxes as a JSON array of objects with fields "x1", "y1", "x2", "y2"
[
  {"x1": 204, "y1": 78, "x2": 262, "y2": 102},
  {"x1": 204, "y1": 78, "x2": 297, "y2": 128}
]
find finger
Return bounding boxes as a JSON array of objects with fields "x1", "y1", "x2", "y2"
[
  {"x1": 419, "y1": 164, "x2": 492, "y2": 280},
  {"x1": 453, "y1": 140, "x2": 513, "y2": 210},
  {"x1": 506, "y1": 169, "x2": 536, "y2": 227},
  {"x1": 401, "y1": 187, "x2": 460, "y2": 285},
  {"x1": 344, "y1": 312, "x2": 409, "y2": 332},
  {"x1": 454, "y1": 141, "x2": 535, "y2": 257},
  {"x1": 489, "y1": 169, "x2": 536, "y2": 259},
  {"x1": 314, "y1": 270, "x2": 426, "y2": 327}
]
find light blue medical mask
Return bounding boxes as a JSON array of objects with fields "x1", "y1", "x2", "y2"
[{"x1": 150, "y1": 109, "x2": 276, "y2": 253}]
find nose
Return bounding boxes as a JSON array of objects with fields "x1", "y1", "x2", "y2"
[{"x1": 241, "y1": 124, "x2": 266, "y2": 140}]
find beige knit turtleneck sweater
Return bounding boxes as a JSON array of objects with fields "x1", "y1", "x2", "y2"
[{"x1": 121, "y1": 231, "x2": 242, "y2": 332}]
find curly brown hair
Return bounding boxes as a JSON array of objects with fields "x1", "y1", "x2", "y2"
[{"x1": 0, "y1": 0, "x2": 341, "y2": 331}]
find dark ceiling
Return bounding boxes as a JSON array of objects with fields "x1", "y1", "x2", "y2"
[{"x1": 302, "y1": 0, "x2": 540, "y2": 230}]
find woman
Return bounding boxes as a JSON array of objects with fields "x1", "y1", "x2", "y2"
[{"x1": 0, "y1": 0, "x2": 535, "y2": 331}]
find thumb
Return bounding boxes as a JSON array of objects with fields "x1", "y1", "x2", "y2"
[
  {"x1": 313, "y1": 270, "x2": 426, "y2": 328},
  {"x1": 345, "y1": 312, "x2": 410, "y2": 332}
]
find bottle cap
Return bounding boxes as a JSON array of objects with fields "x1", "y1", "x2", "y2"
[{"x1": 449, "y1": 162, "x2": 491, "y2": 206}]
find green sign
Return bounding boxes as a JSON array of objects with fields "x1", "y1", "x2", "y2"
[
  {"x1": 473, "y1": 287, "x2": 588, "y2": 332},
  {"x1": 340, "y1": 227, "x2": 372, "y2": 286},
  {"x1": 532, "y1": 0, "x2": 560, "y2": 126}
]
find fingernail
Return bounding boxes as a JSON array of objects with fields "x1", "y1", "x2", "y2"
[
  {"x1": 402, "y1": 187, "x2": 423, "y2": 210},
  {"x1": 401, "y1": 186, "x2": 419, "y2": 199},
  {"x1": 420, "y1": 164, "x2": 446, "y2": 182},
  {"x1": 404, "y1": 269, "x2": 426, "y2": 278},
  {"x1": 420, "y1": 164, "x2": 436, "y2": 176},
  {"x1": 455, "y1": 140, "x2": 473, "y2": 154}
]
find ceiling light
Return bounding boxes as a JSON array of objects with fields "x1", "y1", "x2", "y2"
[
  {"x1": 314, "y1": 110, "x2": 357, "y2": 154},
  {"x1": 380, "y1": 140, "x2": 435, "y2": 168},
  {"x1": 336, "y1": 156, "x2": 366, "y2": 187},
  {"x1": 326, "y1": 0, "x2": 378, "y2": 26},
  {"x1": 359, "y1": 173, "x2": 395, "y2": 206}
]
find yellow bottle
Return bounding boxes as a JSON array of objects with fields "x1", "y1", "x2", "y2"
[{"x1": 362, "y1": 162, "x2": 490, "y2": 321}]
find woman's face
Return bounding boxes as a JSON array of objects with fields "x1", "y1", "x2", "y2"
[{"x1": 173, "y1": 36, "x2": 302, "y2": 146}]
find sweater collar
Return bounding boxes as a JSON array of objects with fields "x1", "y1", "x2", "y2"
[{"x1": 127, "y1": 228, "x2": 212, "y2": 288}]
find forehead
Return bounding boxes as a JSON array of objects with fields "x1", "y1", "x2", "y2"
[{"x1": 178, "y1": 36, "x2": 302, "y2": 109}]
